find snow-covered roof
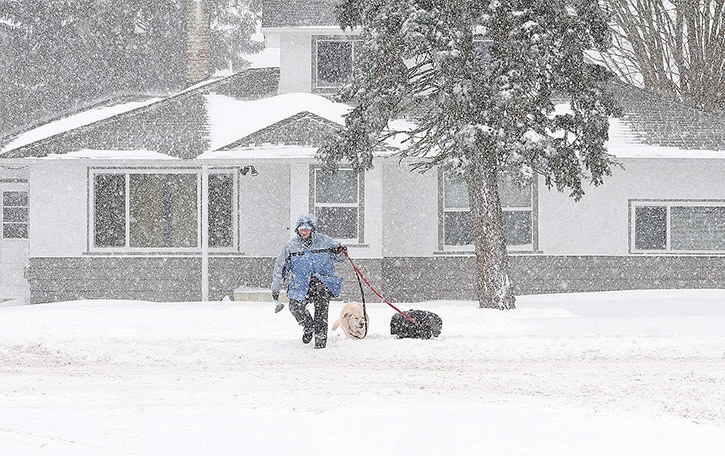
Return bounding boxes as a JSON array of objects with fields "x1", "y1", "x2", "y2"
[
  {"x1": 262, "y1": 0, "x2": 340, "y2": 28},
  {"x1": 607, "y1": 118, "x2": 725, "y2": 158},
  {"x1": 606, "y1": 81, "x2": 725, "y2": 153},
  {"x1": 205, "y1": 92, "x2": 349, "y2": 150},
  {"x1": 4, "y1": 68, "x2": 723, "y2": 163},
  {"x1": 1, "y1": 99, "x2": 163, "y2": 154},
  {"x1": 39, "y1": 149, "x2": 178, "y2": 160},
  {"x1": 197, "y1": 145, "x2": 318, "y2": 160},
  {"x1": 205, "y1": 92, "x2": 415, "y2": 153},
  {"x1": 0, "y1": 68, "x2": 281, "y2": 159},
  {"x1": 556, "y1": 90, "x2": 725, "y2": 159}
]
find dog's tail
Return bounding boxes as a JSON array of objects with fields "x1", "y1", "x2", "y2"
[{"x1": 331, "y1": 319, "x2": 341, "y2": 331}]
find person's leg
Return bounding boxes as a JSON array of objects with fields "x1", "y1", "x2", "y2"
[
  {"x1": 288, "y1": 299, "x2": 313, "y2": 343},
  {"x1": 311, "y1": 292, "x2": 330, "y2": 349}
]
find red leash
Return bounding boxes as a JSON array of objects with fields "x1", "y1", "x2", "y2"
[{"x1": 343, "y1": 251, "x2": 418, "y2": 324}]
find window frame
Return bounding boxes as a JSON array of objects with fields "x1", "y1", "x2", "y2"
[
  {"x1": 438, "y1": 171, "x2": 538, "y2": 253},
  {"x1": 312, "y1": 35, "x2": 363, "y2": 92},
  {"x1": 630, "y1": 199, "x2": 725, "y2": 254},
  {"x1": 2, "y1": 189, "x2": 29, "y2": 240},
  {"x1": 310, "y1": 167, "x2": 364, "y2": 245},
  {"x1": 88, "y1": 168, "x2": 238, "y2": 253}
]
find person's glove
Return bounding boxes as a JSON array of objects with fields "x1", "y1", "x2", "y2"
[
  {"x1": 274, "y1": 300, "x2": 284, "y2": 313},
  {"x1": 336, "y1": 244, "x2": 347, "y2": 254}
]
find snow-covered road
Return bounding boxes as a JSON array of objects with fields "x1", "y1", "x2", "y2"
[{"x1": 2, "y1": 290, "x2": 725, "y2": 455}]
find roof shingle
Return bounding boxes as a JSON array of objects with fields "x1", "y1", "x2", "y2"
[
  {"x1": 262, "y1": 0, "x2": 340, "y2": 28},
  {"x1": 607, "y1": 81, "x2": 725, "y2": 151}
]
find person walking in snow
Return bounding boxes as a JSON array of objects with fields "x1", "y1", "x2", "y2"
[{"x1": 271, "y1": 214, "x2": 346, "y2": 349}]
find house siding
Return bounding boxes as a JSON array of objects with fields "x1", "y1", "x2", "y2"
[
  {"x1": 27, "y1": 254, "x2": 725, "y2": 304},
  {"x1": 278, "y1": 33, "x2": 314, "y2": 93},
  {"x1": 27, "y1": 255, "x2": 382, "y2": 304},
  {"x1": 380, "y1": 255, "x2": 725, "y2": 302},
  {"x1": 209, "y1": 256, "x2": 274, "y2": 300},
  {"x1": 27, "y1": 257, "x2": 201, "y2": 304}
]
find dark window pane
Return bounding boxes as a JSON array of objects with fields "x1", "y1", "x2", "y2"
[
  {"x1": 316, "y1": 170, "x2": 357, "y2": 204},
  {"x1": 3, "y1": 207, "x2": 27, "y2": 223},
  {"x1": 635, "y1": 206, "x2": 667, "y2": 250},
  {"x1": 130, "y1": 174, "x2": 197, "y2": 248},
  {"x1": 316, "y1": 206, "x2": 357, "y2": 239},
  {"x1": 3, "y1": 224, "x2": 27, "y2": 239},
  {"x1": 317, "y1": 40, "x2": 353, "y2": 87},
  {"x1": 444, "y1": 211, "x2": 472, "y2": 245},
  {"x1": 208, "y1": 173, "x2": 234, "y2": 248},
  {"x1": 3, "y1": 191, "x2": 27, "y2": 206},
  {"x1": 94, "y1": 174, "x2": 126, "y2": 247},
  {"x1": 670, "y1": 206, "x2": 725, "y2": 251},
  {"x1": 503, "y1": 210, "x2": 532, "y2": 246}
]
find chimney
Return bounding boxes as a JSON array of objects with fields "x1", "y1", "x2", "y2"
[{"x1": 186, "y1": 0, "x2": 211, "y2": 85}]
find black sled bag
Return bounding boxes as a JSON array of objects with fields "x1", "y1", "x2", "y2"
[{"x1": 390, "y1": 309, "x2": 443, "y2": 339}]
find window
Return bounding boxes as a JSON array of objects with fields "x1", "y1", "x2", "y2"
[
  {"x1": 442, "y1": 173, "x2": 535, "y2": 250},
  {"x1": 92, "y1": 170, "x2": 236, "y2": 250},
  {"x1": 312, "y1": 168, "x2": 362, "y2": 243},
  {"x1": 631, "y1": 201, "x2": 725, "y2": 253},
  {"x1": 2, "y1": 191, "x2": 28, "y2": 239},
  {"x1": 208, "y1": 173, "x2": 235, "y2": 248},
  {"x1": 313, "y1": 37, "x2": 362, "y2": 90}
]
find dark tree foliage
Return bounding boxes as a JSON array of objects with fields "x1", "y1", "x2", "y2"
[
  {"x1": 0, "y1": 1, "x2": 186, "y2": 139},
  {"x1": 1, "y1": 0, "x2": 263, "y2": 140},
  {"x1": 210, "y1": 0, "x2": 263, "y2": 72},
  {"x1": 319, "y1": 0, "x2": 620, "y2": 309}
]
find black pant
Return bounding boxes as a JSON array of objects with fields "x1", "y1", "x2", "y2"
[{"x1": 288, "y1": 277, "x2": 331, "y2": 348}]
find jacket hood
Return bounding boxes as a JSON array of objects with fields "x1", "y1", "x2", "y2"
[{"x1": 295, "y1": 213, "x2": 316, "y2": 235}]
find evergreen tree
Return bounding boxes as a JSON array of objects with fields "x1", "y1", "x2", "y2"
[
  {"x1": 210, "y1": 0, "x2": 263, "y2": 72},
  {"x1": 1, "y1": 1, "x2": 186, "y2": 138},
  {"x1": 319, "y1": 0, "x2": 619, "y2": 309}
]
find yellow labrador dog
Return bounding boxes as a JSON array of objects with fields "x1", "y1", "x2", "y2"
[{"x1": 331, "y1": 302, "x2": 369, "y2": 339}]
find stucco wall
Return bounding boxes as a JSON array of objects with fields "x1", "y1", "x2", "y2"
[
  {"x1": 23, "y1": 157, "x2": 725, "y2": 304},
  {"x1": 239, "y1": 162, "x2": 291, "y2": 256},
  {"x1": 29, "y1": 162, "x2": 88, "y2": 257},
  {"x1": 278, "y1": 33, "x2": 312, "y2": 93},
  {"x1": 361, "y1": 165, "x2": 383, "y2": 256},
  {"x1": 382, "y1": 162, "x2": 438, "y2": 256},
  {"x1": 538, "y1": 158, "x2": 725, "y2": 255}
]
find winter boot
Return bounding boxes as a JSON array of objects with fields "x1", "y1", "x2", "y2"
[{"x1": 302, "y1": 326, "x2": 313, "y2": 344}]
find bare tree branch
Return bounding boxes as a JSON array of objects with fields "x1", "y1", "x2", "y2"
[{"x1": 603, "y1": 0, "x2": 725, "y2": 110}]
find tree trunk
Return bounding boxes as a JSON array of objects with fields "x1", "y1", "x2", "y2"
[{"x1": 466, "y1": 154, "x2": 516, "y2": 310}]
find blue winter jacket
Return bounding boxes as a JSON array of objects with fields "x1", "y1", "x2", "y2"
[{"x1": 271, "y1": 217, "x2": 345, "y2": 302}]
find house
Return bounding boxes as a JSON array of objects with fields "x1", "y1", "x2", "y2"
[{"x1": 1, "y1": 0, "x2": 725, "y2": 304}]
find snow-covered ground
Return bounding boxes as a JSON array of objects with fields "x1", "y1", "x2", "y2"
[{"x1": 1, "y1": 289, "x2": 724, "y2": 455}]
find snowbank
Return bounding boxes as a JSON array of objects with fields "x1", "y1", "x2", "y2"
[{"x1": 1, "y1": 290, "x2": 724, "y2": 455}]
